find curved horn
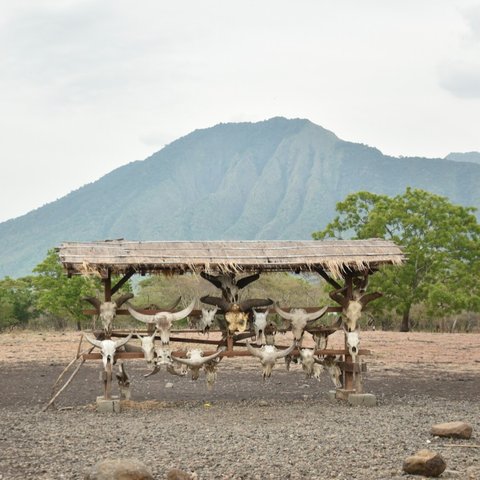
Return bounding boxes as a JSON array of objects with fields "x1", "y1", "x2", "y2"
[
  {"x1": 83, "y1": 297, "x2": 101, "y2": 310},
  {"x1": 200, "y1": 348, "x2": 225, "y2": 363},
  {"x1": 329, "y1": 287, "x2": 348, "y2": 307},
  {"x1": 273, "y1": 303, "x2": 296, "y2": 321},
  {"x1": 171, "y1": 355, "x2": 195, "y2": 367},
  {"x1": 304, "y1": 306, "x2": 329, "y2": 323},
  {"x1": 170, "y1": 299, "x2": 196, "y2": 322},
  {"x1": 200, "y1": 296, "x2": 230, "y2": 311},
  {"x1": 144, "y1": 366, "x2": 160, "y2": 378},
  {"x1": 114, "y1": 333, "x2": 132, "y2": 349},
  {"x1": 274, "y1": 342, "x2": 297, "y2": 359},
  {"x1": 84, "y1": 333, "x2": 103, "y2": 349},
  {"x1": 359, "y1": 291, "x2": 382, "y2": 308},
  {"x1": 127, "y1": 305, "x2": 157, "y2": 324},
  {"x1": 245, "y1": 341, "x2": 265, "y2": 359},
  {"x1": 171, "y1": 348, "x2": 224, "y2": 367},
  {"x1": 167, "y1": 296, "x2": 182, "y2": 310},
  {"x1": 236, "y1": 273, "x2": 260, "y2": 289},
  {"x1": 114, "y1": 292, "x2": 134, "y2": 307},
  {"x1": 200, "y1": 271, "x2": 223, "y2": 289},
  {"x1": 238, "y1": 298, "x2": 273, "y2": 312}
]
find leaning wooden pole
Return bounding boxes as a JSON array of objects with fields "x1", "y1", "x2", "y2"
[{"x1": 44, "y1": 356, "x2": 88, "y2": 411}]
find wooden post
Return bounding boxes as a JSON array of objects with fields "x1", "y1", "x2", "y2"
[
  {"x1": 344, "y1": 352, "x2": 354, "y2": 391},
  {"x1": 227, "y1": 334, "x2": 234, "y2": 352},
  {"x1": 103, "y1": 362, "x2": 112, "y2": 400},
  {"x1": 103, "y1": 269, "x2": 112, "y2": 302}
]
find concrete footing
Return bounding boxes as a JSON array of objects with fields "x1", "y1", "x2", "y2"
[
  {"x1": 348, "y1": 393, "x2": 377, "y2": 407},
  {"x1": 335, "y1": 388, "x2": 356, "y2": 401},
  {"x1": 326, "y1": 390, "x2": 336, "y2": 401},
  {"x1": 96, "y1": 396, "x2": 121, "y2": 413}
]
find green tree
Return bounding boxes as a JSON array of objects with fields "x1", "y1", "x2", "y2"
[
  {"x1": 32, "y1": 249, "x2": 99, "y2": 330},
  {"x1": 0, "y1": 276, "x2": 38, "y2": 330},
  {"x1": 312, "y1": 188, "x2": 480, "y2": 331}
]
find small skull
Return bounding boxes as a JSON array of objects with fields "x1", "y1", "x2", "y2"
[{"x1": 225, "y1": 305, "x2": 249, "y2": 333}]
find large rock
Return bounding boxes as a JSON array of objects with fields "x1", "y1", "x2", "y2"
[
  {"x1": 84, "y1": 458, "x2": 153, "y2": 480},
  {"x1": 402, "y1": 450, "x2": 446, "y2": 477},
  {"x1": 431, "y1": 421, "x2": 473, "y2": 439}
]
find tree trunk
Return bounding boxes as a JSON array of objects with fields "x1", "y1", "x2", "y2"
[
  {"x1": 76, "y1": 319, "x2": 82, "y2": 331},
  {"x1": 400, "y1": 307, "x2": 410, "y2": 332}
]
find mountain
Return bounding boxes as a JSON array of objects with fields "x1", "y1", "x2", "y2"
[
  {"x1": 1, "y1": 117, "x2": 480, "y2": 278},
  {"x1": 445, "y1": 152, "x2": 480, "y2": 165}
]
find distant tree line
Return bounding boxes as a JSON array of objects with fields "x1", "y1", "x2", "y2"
[{"x1": 0, "y1": 188, "x2": 479, "y2": 332}]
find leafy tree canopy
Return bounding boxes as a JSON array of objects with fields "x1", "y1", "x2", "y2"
[
  {"x1": 0, "y1": 276, "x2": 38, "y2": 329},
  {"x1": 312, "y1": 188, "x2": 480, "y2": 331},
  {"x1": 32, "y1": 249, "x2": 100, "y2": 328}
]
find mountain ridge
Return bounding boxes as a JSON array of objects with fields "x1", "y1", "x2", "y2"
[{"x1": 1, "y1": 117, "x2": 479, "y2": 278}]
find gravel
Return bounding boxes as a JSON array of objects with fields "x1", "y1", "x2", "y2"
[{"x1": 1, "y1": 388, "x2": 479, "y2": 479}]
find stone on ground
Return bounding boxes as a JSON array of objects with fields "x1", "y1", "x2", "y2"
[
  {"x1": 348, "y1": 393, "x2": 377, "y2": 406},
  {"x1": 84, "y1": 458, "x2": 153, "y2": 480},
  {"x1": 402, "y1": 449, "x2": 446, "y2": 477},
  {"x1": 431, "y1": 421, "x2": 473, "y2": 439},
  {"x1": 167, "y1": 468, "x2": 198, "y2": 480}
]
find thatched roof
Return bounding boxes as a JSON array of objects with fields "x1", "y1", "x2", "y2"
[{"x1": 57, "y1": 239, "x2": 404, "y2": 279}]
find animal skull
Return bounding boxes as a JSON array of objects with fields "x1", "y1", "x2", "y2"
[
  {"x1": 299, "y1": 348, "x2": 317, "y2": 378},
  {"x1": 84, "y1": 293, "x2": 134, "y2": 335},
  {"x1": 84, "y1": 334, "x2": 132, "y2": 370},
  {"x1": 319, "y1": 355, "x2": 342, "y2": 388},
  {"x1": 274, "y1": 304, "x2": 328, "y2": 342},
  {"x1": 143, "y1": 346, "x2": 175, "y2": 377},
  {"x1": 344, "y1": 301, "x2": 363, "y2": 332},
  {"x1": 252, "y1": 309, "x2": 268, "y2": 345},
  {"x1": 246, "y1": 341, "x2": 296, "y2": 379},
  {"x1": 225, "y1": 305, "x2": 249, "y2": 334},
  {"x1": 264, "y1": 321, "x2": 277, "y2": 345},
  {"x1": 136, "y1": 331, "x2": 157, "y2": 364},
  {"x1": 313, "y1": 332, "x2": 329, "y2": 351},
  {"x1": 172, "y1": 348, "x2": 225, "y2": 381},
  {"x1": 199, "y1": 307, "x2": 218, "y2": 333},
  {"x1": 345, "y1": 328, "x2": 360, "y2": 363},
  {"x1": 127, "y1": 299, "x2": 195, "y2": 345},
  {"x1": 204, "y1": 359, "x2": 221, "y2": 390}
]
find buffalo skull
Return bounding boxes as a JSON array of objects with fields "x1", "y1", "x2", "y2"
[
  {"x1": 84, "y1": 333, "x2": 132, "y2": 370},
  {"x1": 172, "y1": 348, "x2": 225, "y2": 381},
  {"x1": 246, "y1": 341, "x2": 296, "y2": 379},
  {"x1": 199, "y1": 307, "x2": 218, "y2": 333},
  {"x1": 83, "y1": 293, "x2": 134, "y2": 335},
  {"x1": 136, "y1": 331, "x2": 157, "y2": 364},
  {"x1": 344, "y1": 327, "x2": 360, "y2": 363},
  {"x1": 127, "y1": 299, "x2": 195, "y2": 345},
  {"x1": 274, "y1": 304, "x2": 328, "y2": 343}
]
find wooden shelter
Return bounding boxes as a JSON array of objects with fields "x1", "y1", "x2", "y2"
[
  {"x1": 58, "y1": 238, "x2": 404, "y2": 278},
  {"x1": 53, "y1": 239, "x2": 405, "y2": 405}
]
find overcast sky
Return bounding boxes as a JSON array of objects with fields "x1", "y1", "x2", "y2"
[{"x1": 1, "y1": 0, "x2": 479, "y2": 223}]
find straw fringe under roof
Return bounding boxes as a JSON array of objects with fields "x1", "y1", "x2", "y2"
[{"x1": 57, "y1": 239, "x2": 405, "y2": 279}]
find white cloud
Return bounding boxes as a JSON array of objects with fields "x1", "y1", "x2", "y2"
[
  {"x1": 0, "y1": 0, "x2": 479, "y2": 222},
  {"x1": 438, "y1": 4, "x2": 480, "y2": 99}
]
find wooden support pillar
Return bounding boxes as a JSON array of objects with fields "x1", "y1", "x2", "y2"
[
  {"x1": 226, "y1": 334, "x2": 234, "y2": 352},
  {"x1": 343, "y1": 352, "x2": 354, "y2": 391},
  {"x1": 103, "y1": 269, "x2": 112, "y2": 302},
  {"x1": 103, "y1": 362, "x2": 112, "y2": 400}
]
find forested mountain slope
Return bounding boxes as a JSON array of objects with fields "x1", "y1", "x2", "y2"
[{"x1": 1, "y1": 117, "x2": 479, "y2": 277}]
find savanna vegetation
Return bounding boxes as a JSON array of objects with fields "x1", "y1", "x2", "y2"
[{"x1": 1, "y1": 188, "x2": 479, "y2": 333}]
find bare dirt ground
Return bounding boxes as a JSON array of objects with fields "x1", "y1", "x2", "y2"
[{"x1": 0, "y1": 330, "x2": 479, "y2": 479}]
